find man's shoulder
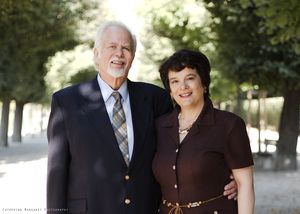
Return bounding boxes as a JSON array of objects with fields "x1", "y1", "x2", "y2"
[
  {"x1": 53, "y1": 80, "x2": 94, "y2": 99},
  {"x1": 129, "y1": 81, "x2": 167, "y2": 95}
]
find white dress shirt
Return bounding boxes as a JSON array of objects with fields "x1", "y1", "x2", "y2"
[{"x1": 97, "y1": 74, "x2": 134, "y2": 160}]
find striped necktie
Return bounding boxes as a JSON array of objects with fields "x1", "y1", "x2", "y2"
[{"x1": 111, "y1": 92, "x2": 129, "y2": 166}]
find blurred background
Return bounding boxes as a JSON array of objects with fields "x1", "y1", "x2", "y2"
[{"x1": 0, "y1": 0, "x2": 299, "y2": 213}]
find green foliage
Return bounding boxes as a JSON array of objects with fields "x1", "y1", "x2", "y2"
[
  {"x1": 141, "y1": 0, "x2": 300, "y2": 102},
  {"x1": 141, "y1": 0, "x2": 213, "y2": 61},
  {"x1": 150, "y1": 3, "x2": 210, "y2": 51},
  {"x1": 139, "y1": 0, "x2": 237, "y2": 101},
  {"x1": 240, "y1": 0, "x2": 300, "y2": 52},
  {"x1": 203, "y1": 0, "x2": 264, "y2": 82},
  {"x1": 0, "y1": 0, "x2": 96, "y2": 103},
  {"x1": 68, "y1": 66, "x2": 97, "y2": 85},
  {"x1": 210, "y1": 70, "x2": 237, "y2": 102},
  {"x1": 202, "y1": 0, "x2": 300, "y2": 93}
]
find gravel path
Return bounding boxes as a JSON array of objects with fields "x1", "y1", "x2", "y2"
[
  {"x1": 254, "y1": 168, "x2": 300, "y2": 214},
  {"x1": 0, "y1": 133, "x2": 299, "y2": 213}
]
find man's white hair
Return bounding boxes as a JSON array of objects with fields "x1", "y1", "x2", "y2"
[{"x1": 94, "y1": 21, "x2": 137, "y2": 54}]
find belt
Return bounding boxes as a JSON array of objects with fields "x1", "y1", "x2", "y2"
[{"x1": 162, "y1": 194, "x2": 224, "y2": 214}]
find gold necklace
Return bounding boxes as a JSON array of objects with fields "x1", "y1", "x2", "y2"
[{"x1": 178, "y1": 113, "x2": 197, "y2": 134}]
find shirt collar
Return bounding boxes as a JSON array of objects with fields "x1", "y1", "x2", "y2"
[
  {"x1": 97, "y1": 74, "x2": 128, "y2": 103},
  {"x1": 161, "y1": 98, "x2": 215, "y2": 127}
]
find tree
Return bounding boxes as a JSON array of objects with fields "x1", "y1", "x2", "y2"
[
  {"x1": 240, "y1": 0, "x2": 300, "y2": 53},
  {"x1": 0, "y1": 0, "x2": 96, "y2": 146},
  {"x1": 142, "y1": 0, "x2": 300, "y2": 170},
  {"x1": 0, "y1": 0, "x2": 19, "y2": 146},
  {"x1": 239, "y1": 0, "x2": 300, "y2": 170},
  {"x1": 139, "y1": 0, "x2": 237, "y2": 102},
  {"x1": 203, "y1": 0, "x2": 300, "y2": 170},
  {"x1": 68, "y1": 66, "x2": 97, "y2": 85}
]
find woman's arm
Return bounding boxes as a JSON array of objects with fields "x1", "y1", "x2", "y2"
[{"x1": 232, "y1": 166, "x2": 255, "y2": 214}]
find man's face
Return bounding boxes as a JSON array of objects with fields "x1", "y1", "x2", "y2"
[{"x1": 93, "y1": 25, "x2": 135, "y2": 89}]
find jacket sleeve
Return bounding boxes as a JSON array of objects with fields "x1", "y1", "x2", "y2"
[{"x1": 47, "y1": 94, "x2": 70, "y2": 213}]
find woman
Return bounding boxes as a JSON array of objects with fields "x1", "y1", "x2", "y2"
[{"x1": 153, "y1": 49, "x2": 254, "y2": 214}]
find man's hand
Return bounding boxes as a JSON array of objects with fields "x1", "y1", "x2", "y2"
[{"x1": 223, "y1": 174, "x2": 238, "y2": 200}]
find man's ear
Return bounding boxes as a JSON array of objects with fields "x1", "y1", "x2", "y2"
[
  {"x1": 93, "y1": 47, "x2": 101, "y2": 65},
  {"x1": 93, "y1": 48, "x2": 100, "y2": 71},
  {"x1": 93, "y1": 47, "x2": 98, "y2": 58}
]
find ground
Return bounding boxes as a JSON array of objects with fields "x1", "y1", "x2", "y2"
[{"x1": 0, "y1": 133, "x2": 299, "y2": 214}]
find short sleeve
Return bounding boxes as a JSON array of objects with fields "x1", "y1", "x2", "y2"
[{"x1": 225, "y1": 117, "x2": 254, "y2": 169}]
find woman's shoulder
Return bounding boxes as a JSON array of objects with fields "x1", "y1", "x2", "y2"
[{"x1": 213, "y1": 108, "x2": 246, "y2": 128}]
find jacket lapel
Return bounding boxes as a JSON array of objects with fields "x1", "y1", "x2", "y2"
[
  {"x1": 127, "y1": 81, "x2": 152, "y2": 168},
  {"x1": 80, "y1": 78, "x2": 126, "y2": 165},
  {"x1": 160, "y1": 100, "x2": 215, "y2": 146},
  {"x1": 182, "y1": 99, "x2": 215, "y2": 143},
  {"x1": 161, "y1": 107, "x2": 180, "y2": 146}
]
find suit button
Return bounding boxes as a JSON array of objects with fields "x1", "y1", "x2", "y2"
[
  {"x1": 125, "y1": 199, "x2": 131, "y2": 204},
  {"x1": 174, "y1": 184, "x2": 177, "y2": 189},
  {"x1": 214, "y1": 211, "x2": 218, "y2": 214},
  {"x1": 125, "y1": 175, "x2": 130, "y2": 180},
  {"x1": 172, "y1": 165, "x2": 176, "y2": 170},
  {"x1": 175, "y1": 149, "x2": 178, "y2": 153}
]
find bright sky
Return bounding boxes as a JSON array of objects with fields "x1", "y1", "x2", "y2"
[
  {"x1": 107, "y1": 0, "x2": 143, "y2": 80},
  {"x1": 107, "y1": 0, "x2": 142, "y2": 34}
]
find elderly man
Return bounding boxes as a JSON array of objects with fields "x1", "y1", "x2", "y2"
[{"x1": 47, "y1": 21, "x2": 236, "y2": 214}]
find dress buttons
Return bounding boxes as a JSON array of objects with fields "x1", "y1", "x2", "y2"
[
  {"x1": 175, "y1": 149, "x2": 178, "y2": 153},
  {"x1": 174, "y1": 184, "x2": 177, "y2": 189},
  {"x1": 213, "y1": 211, "x2": 218, "y2": 214},
  {"x1": 172, "y1": 165, "x2": 176, "y2": 170},
  {"x1": 125, "y1": 199, "x2": 131, "y2": 204},
  {"x1": 125, "y1": 175, "x2": 130, "y2": 180}
]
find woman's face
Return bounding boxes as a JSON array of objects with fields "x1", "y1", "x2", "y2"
[{"x1": 168, "y1": 67, "x2": 205, "y2": 109}]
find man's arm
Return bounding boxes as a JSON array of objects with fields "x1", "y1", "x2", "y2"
[
  {"x1": 223, "y1": 174, "x2": 238, "y2": 200},
  {"x1": 154, "y1": 89, "x2": 173, "y2": 117},
  {"x1": 47, "y1": 94, "x2": 70, "y2": 213}
]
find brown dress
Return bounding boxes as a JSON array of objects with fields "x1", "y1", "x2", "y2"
[{"x1": 152, "y1": 99, "x2": 253, "y2": 214}]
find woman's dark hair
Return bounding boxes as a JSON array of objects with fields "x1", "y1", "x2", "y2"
[{"x1": 159, "y1": 49, "x2": 211, "y2": 100}]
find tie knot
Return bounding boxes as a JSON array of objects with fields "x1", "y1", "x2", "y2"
[{"x1": 112, "y1": 92, "x2": 121, "y2": 102}]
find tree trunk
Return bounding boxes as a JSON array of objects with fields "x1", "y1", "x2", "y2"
[
  {"x1": 235, "y1": 84, "x2": 243, "y2": 116},
  {"x1": 0, "y1": 99, "x2": 11, "y2": 147},
  {"x1": 12, "y1": 101, "x2": 25, "y2": 143},
  {"x1": 246, "y1": 90, "x2": 252, "y2": 128},
  {"x1": 275, "y1": 89, "x2": 300, "y2": 171},
  {"x1": 40, "y1": 105, "x2": 45, "y2": 132}
]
